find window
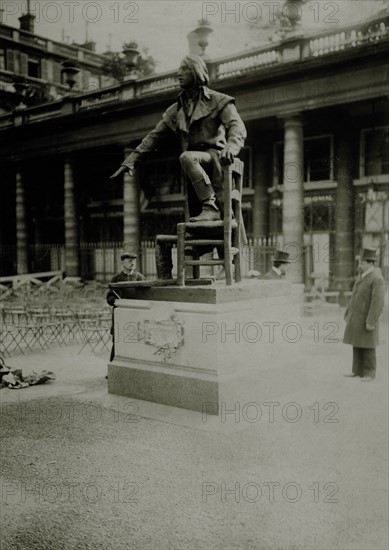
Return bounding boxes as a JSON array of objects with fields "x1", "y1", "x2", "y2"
[
  {"x1": 365, "y1": 201, "x2": 386, "y2": 232},
  {"x1": 276, "y1": 135, "x2": 333, "y2": 185},
  {"x1": 28, "y1": 57, "x2": 40, "y2": 78},
  {"x1": 356, "y1": 188, "x2": 389, "y2": 233},
  {"x1": 6, "y1": 50, "x2": 16, "y2": 72},
  {"x1": 304, "y1": 201, "x2": 335, "y2": 232},
  {"x1": 0, "y1": 49, "x2": 5, "y2": 71},
  {"x1": 304, "y1": 137, "x2": 333, "y2": 182},
  {"x1": 361, "y1": 127, "x2": 389, "y2": 176}
]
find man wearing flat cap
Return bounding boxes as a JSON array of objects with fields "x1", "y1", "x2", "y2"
[
  {"x1": 106, "y1": 252, "x2": 145, "y2": 362},
  {"x1": 343, "y1": 248, "x2": 385, "y2": 381},
  {"x1": 106, "y1": 252, "x2": 145, "y2": 305},
  {"x1": 110, "y1": 252, "x2": 145, "y2": 286},
  {"x1": 110, "y1": 54, "x2": 247, "y2": 223},
  {"x1": 263, "y1": 251, "x2": 291, "y2": 280}
]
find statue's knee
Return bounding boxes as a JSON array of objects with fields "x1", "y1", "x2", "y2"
[{"x1": 179, "y1": 151, "x2": 194, "y2": 169}]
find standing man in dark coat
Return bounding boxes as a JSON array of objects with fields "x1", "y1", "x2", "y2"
[
  {"x1": 343, "y1": 248, "x2": 385, "y2": 381},
  {"x1": 106, "y1": 252, "x2": 145, "y2": 362},
  {"x1": 110, "y1": 54, "x2": 247, "y2": 223},
  {"x1": 263, "y1": 251, "x2": 291, "y2": 279}
]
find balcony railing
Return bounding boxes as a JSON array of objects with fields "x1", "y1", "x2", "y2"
[
  {"x1": 0, "y1": 13, "x2": 387, "y2": 127},
  {"x1": 212, "y1": 12, "x2": 388, "y2": 80},
  {"x1": 0, "y1": 70, "x2": 14, "y2": 92},
  {"x1": 19, "y1": 30, "x2": 48, "y2": 49},
  {"x1": 309, "y1": 18, "x2": 388, "y2": 57},
  {"x1": 51, "y1": 42, "x2": 79, "y2": 60},
  {"x1": 0, "y1": 69, "x2": 68, "y2": 100},
  {"x1": 216, "y1": 49, "x2": 280, "y2": 80},
  {"x1": 0, "y1": 25, "x2": 13, "y2": 38},
  {"x1": 0, "y1": 23, "x2": 109, "y2": 67}
]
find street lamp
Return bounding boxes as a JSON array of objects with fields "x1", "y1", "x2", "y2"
[
  {"x1": 283, "y1": 0, "x2": 304, "y2": 23},
  {"x1": 194, "y1": 19, "x2": 213, "y2": 56},
  {"x1": 270, "y1": 185, "x2": 283, "y2": 208},
  {"x1": 13, "y1": 76, "x2": 29, "y2": 109},
  {"x1": 61, "y1": 60, "x2": 80, "y2": 94},
  {"x1": 269, "y1": 185, "x2": 283, "y2": 236},
  {"x1": 122, "y1": 44, "x2": 140, "y2": 81}
]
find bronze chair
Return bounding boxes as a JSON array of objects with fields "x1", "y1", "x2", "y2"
[{"x1": 175, "y1": 158, "x2": 245, "y2": 286}]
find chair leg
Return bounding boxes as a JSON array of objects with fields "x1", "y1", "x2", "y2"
[
  {"x1": 155, "y1": 241, "x2": 163, "y2": 279},
  {"x1": 177, "y1": 223, "x2": 186, "y2": 286},
  {"x1": 233, "y1": 228, "x2": 242, "y2": 283},
  {"x1": 234, "y1": 253, "x2": 242, "y2": 283},
  {"x1": 224, "y1": 248, "x2": 233, "y2": 285},
  {"x1": 192, "y1": 249, "x2": 200, "y2": 279}
]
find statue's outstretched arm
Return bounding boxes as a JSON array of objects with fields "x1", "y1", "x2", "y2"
[{"x1": 110, "y1": 119, "x2": 173, "y2": 179}]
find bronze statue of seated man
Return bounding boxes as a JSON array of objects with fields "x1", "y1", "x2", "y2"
[{"x1": 110, "y1": 54, "x2": 247, "y2": 223}]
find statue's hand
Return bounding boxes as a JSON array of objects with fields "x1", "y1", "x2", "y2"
[
  {"x1": 366, "y1": 323, "x2": 375, "y2": 331},
  {"x1": 220, "y1": 149, "x2": 235, "y2": 165},
  {"x1": 109, "y1": 165, "x2": 132, "y2": 180}
]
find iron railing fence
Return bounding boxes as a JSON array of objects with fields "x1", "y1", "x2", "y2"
[
  {"x1": 4, "y1": 238, "x2": 387, "y2": 287},
  {"x1": 1, "y1": 239, "x2": 281, "y2": 282}
]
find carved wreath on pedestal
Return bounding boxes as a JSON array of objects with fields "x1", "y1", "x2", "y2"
[{"x1": 139, "y1": 313, "x2": 185, "y2": 361}]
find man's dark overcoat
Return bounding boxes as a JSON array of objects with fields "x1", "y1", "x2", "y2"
[
  {"x1": 107, "y1": 270, "x2": 145, "y2": 305},
  {"x1": 343, "y1": 269, "x2": 385, "y2": 348},
  {"x1": 107, "y1": 270, "x2": 145, "y2": 339}
]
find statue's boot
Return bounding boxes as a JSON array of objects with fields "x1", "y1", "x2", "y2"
[
  {"x1": 190, "y1": 203, "x2": 221, "y2": 222},
  {"x1": 189, "y1": 178, "x2": 221, "y2": 222}
]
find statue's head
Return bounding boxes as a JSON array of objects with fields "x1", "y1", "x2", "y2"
[{"x1": 178, "y1": 55, "x2": 209, "y2": 89}]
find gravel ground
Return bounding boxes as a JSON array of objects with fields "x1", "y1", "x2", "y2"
[{"x1": 0, "y1": 307, "x2": 388, "y2": 550}]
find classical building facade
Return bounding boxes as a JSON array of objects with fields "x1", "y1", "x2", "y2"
[
  {"x1": 0, "y1": 13, "x2": 112, "y2": 113},
  {"x1": 0, "y1": 12, "x2": 388, "y2": 288}
]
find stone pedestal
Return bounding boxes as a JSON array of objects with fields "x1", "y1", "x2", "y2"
[{"x1": 108, "y1": 281, "x2": 304, "y2": 414}]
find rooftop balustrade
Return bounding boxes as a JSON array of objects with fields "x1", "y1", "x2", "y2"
[
  {"x1": 0, "y1": 69, "x2": 68, "y2": 114},
  {"x1": 0, "y1": 13, "x2": 387, "y2": 128},
  {"x1": 0, "y1": 25, "x2": 13, "y2": 38},
  {"x1": 0, "y1": 22, "x2": 109, "y2": 67}
]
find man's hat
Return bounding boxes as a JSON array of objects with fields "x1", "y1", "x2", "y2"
[
  {"x1": 357, "y1": 248, "x2": 378, "y2": 262},
  {"x1": 274, "y1": 250, "x2": 291, "y2": 264},
  {"x1": 121, "y1": 252, "x2": 137, "y2": 260}
]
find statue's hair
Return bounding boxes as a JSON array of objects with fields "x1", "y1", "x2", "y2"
[{"x1": 181, "y1": 55, "x2": 209, "y2": 86}]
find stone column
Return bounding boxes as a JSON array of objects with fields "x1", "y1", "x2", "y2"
[
  {"x1": 335, "y1": 131, "x2": 355, "y2": 294},
  {"x1": 123, "y1": 147, "x2": 140, "y2": 255},
  {"x1": 253, "y1": 151, "x2": 269, "y2": 238},
  {"x1": 64, "y1": 159, "x2": 79, "y2": 277},
  {"x1": 282, "y1": 114, "x2": 304, "y2": 283},
  {"x1": 16, "y1": 169, "x2": 28, "y2": 274},
  {"x1": 252, "y1": 145, "x2": 270, "y2": 275}
]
